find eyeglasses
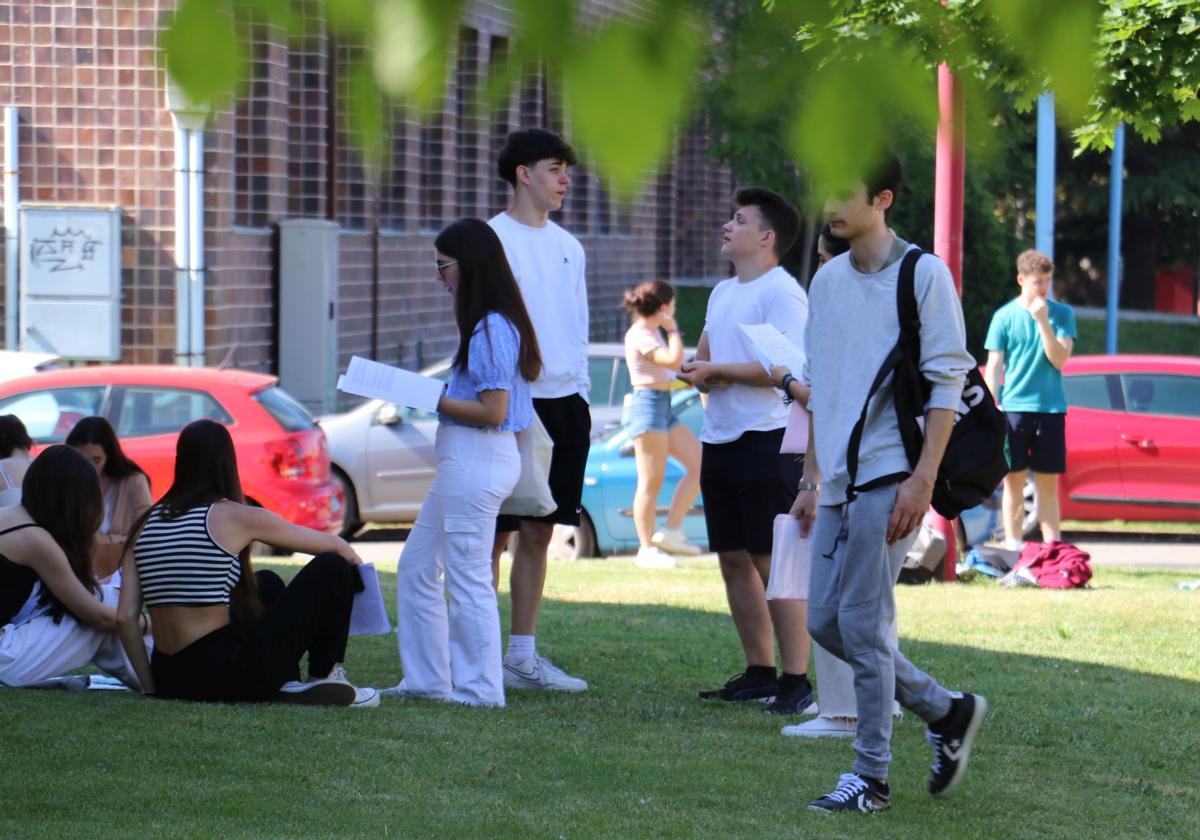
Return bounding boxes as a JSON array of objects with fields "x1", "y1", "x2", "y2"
[{"x1": 435, "y1": 259, "x2": 458, "y2": 276}]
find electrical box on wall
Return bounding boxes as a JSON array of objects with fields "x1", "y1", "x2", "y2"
[
  {"x1": 18, "y1": 204, "x2": 122, "y2": 361},
  {"x1": 278, "y1": 218, "x2": 339, "y2": 413}
]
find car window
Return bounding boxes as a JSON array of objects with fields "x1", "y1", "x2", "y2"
[
  {"x1": 0, "y1": 386, "x2": 106, "y2": 443},
  {"x1": 675, "y1": 391, "x2": 704, "y2": 435},
  {"x1": 117, "y1": 387, "x2": 234, "y2": 438},
  {"x1": 253, "y1": 386, "x2": 316, "y2": 432},
  {"x1": 1120, "y1": 374, "x2": 1200, "y2": 419},
  {"x1": 610, "y1": 360, "x2": 632, "y2": 406},
  {"x1": 1063, "y1": 375, "x2": 1117, "y2": 411},
  {"x1": 588, "y1": 357, "x2": 616, "y2": 406}
]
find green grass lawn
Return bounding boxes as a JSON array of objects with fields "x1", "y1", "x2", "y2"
[{"x1": 3, "y1": 558, "x2": 1198, "y2": 838}]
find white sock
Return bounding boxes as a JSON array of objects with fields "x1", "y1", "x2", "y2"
[
  {"x1": 1005, "y1": 538, "x2": 1024, "y2": 552},
  {"x1": 506, "y1": 635, "x2": 536, "y2": 664}
]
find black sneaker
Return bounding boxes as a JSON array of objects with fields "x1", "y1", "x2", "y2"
[
  {"x1": 808, "y1": 773, "x2": 891, "y2": 814},
  {"x1": 763, "y1": 674, "x2": 814, "y2": 716},
  {"x1": 697, "y1": 668, "x2": 777, "y2": 701},
  {"x1": 927, "y1": 692, "x2": 988, "y2": 797}
]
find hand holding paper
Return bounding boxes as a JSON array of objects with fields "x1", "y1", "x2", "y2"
[
  {"x1": 337, "y1": 356, "x2": 444, "y2": 413},
  {"x1": 738, "y1": 323, "x2": 806, "y2": 376}
]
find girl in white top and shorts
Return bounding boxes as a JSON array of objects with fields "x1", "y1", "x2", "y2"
[{"x1": 622, "y1": 280, "x2": 702, "y2": 568}]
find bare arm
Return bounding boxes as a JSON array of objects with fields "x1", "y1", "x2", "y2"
[
  {"x1": 769, "y1": 365, "x2": 812, "y2": 409},
  {"x1": 23, "y1": 532, "x2": 118, "y2": 633},
  {"x1": 790, "y1": 416, "x2": 821, "y2": 537},
  {"x1": 888, "y1": 407, "x2": 955, "y2": 545},
  {"x1": 115, "y1": 550, "x2": 154, "y2": 693},
  {"x1": 437, "y1": 388, "x2": 510, "y2": 428},
  {"x1": 1028, "y1": 297, "x2": 1073, "y2": 369},
  {"x1": 213, "y1": 502, "x2": 363, "y2": 563},
  {"x1": 984, "y1": 350, "x2": 1005, "y2": 401},
  {"x1": 646, "y1": 326, "x2": 685, "y2": 370}
]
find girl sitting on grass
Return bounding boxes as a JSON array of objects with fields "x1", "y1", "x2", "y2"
[
  {"x1": 0, "y1": 445, "x2": 149, "y2": 687},
  {"x1": 116, "y1": 419, "x2": 377, "y2": 707}
]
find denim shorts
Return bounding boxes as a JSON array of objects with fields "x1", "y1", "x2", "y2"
[{"x1": 625, "y1": 388, "x2": 679, "y2": 438}]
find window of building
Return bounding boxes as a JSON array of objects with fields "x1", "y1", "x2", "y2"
[
  {"x1": 334, "y1": 43, "x2": 369, "y2": 230},
  {"x1": 455, "y1": 28, "x2": 481, "y2": 219},
  {"x1": 380, "y1": 103, "x2": 408, "y2": 230},
  {"x1": 488, "y1": 36, "x2": 511, "y2": 216},
  {"x1": 234, "y1": 40, "x2": 274, "y2": 228},
  {"x1": 287, "y1": 30, "x2": 328, "y2": 218},
  {"x1": 419, "y1": 114, "x2": 446, "y2": 230}
]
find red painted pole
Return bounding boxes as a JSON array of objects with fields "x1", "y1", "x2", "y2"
[{"x1": 933, "y1": 61, "x2": 965, "y2": 581}]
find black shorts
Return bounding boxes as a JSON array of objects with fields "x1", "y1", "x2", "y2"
[
  {"x1": 496, "y1": 393, "x2": 592, "y2": 530},
  {"x1": 700, "y1": 429, "x2": 802, "y2": 556},
  {"x1": 1005, "y1": 411, "x2": 1067, "y2": 474}
]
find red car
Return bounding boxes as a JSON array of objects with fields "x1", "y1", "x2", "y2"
[
  {"x1": 0, "y1": 366, "x2": 343, "y2": 534},
  {"x1": 1058, "y1": 354, "x2": 1200, "y2": 523}
]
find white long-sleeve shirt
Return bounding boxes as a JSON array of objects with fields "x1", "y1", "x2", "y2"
[{"x1": 489, "y1": 212, "x2": 590, "y2": 400}]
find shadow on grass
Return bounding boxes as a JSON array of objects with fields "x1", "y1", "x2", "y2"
[{"x1": 1, "y1": 568, "x2": 1197, "y2": 839}]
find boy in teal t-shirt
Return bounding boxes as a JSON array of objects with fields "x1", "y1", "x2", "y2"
[{"x1": 984, "y1": 249, "x2": 1076, "y2": 549}]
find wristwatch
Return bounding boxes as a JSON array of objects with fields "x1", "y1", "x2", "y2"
[{"x1": 797, "y1": 478, "x2": 818, "y2": 492}]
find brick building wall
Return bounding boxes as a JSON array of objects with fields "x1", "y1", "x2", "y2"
[{"x1": 0, "y1": 0, "x2": 734, "y2": 384}]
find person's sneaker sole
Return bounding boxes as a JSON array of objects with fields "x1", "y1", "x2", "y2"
[
  {"x1": 932, "y1": 694, "x2": 988, "y2": 798},
  {"x1": 277, "y1": 680, "x2": 357, "y2": 706},
  {"x1": 782, "y1": 717, "x2": 857, "y2": 738},
  {"x1": 350, "y1": 687, "x2": 381, "y2": 708}
]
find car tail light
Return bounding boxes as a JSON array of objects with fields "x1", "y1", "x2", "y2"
[{"x1": 265, "y1": 437, "x2": 328, "y2": 484}]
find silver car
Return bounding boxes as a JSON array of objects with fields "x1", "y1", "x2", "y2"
[{"x1": 321, "y1": 343, "x2": 643, "y2": 538}]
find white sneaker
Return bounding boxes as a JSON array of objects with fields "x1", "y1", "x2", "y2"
[
  {"x1": 782, "y1": 715, "x2": 857, "y2": 738},
  {"x1": 278, "y1": 665, "x2": 375, "y2": 707},
  {"x1": 651, "y1": 527, "x2": 701, "y2": 556},
  {"x1": 503, "y1": 654, "x2": 588, "y2": 692},
  {"x1": 378, "y1": 681, "x2": 450, "y2": 701},
  {"x1": 635, "y1": 546, "x2": 677, "y2": 569}
]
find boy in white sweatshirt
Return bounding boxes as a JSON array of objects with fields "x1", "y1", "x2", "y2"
[{"x1": 488, "y1": 129, "x2": 589, "y2": 693}]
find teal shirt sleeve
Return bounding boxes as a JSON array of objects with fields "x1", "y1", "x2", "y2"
[
  {"x1": 1052, "y1": 301, "x2": 1077, "y2": 340},
  {"x1": 984, "y1": 307, "x2": 1008, "y2": 352}
]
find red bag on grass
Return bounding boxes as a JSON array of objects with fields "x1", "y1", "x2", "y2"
[{"x1": 1014, "y1": 541, "x2": 1093, "y2": 589}]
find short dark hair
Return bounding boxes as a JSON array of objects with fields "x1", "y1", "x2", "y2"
[
  {"x1": 0, "y1": 414, "x2": 32, "y2": 458},
  {"x1": 497, "y1": 129, "x2": 578, "y2": 187},
  {"x1": 864, "y1": 153, "x2": 903, "y2": 207},
  {"x1": 733, "y1": 187, "x2": 801, "y2": 259},
  {"x1": 817, "y1": 223, "x2": 850, "y2": 257}
]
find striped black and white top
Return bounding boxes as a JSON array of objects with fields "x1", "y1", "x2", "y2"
[{"x1": 135, "y1": 502, "x2": 240, "y2": 607}]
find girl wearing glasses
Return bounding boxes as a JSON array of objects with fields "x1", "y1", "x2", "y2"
[{"x1": 387, "y1": 218, "x2": 542, "y2": 707}]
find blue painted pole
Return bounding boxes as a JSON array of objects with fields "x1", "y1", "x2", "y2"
[
  {"x1": 1105, "y1": 122, "x2": 1125, "y2": 355},
  {"x1": 1035, "y1": 93, "x2": 1056, "y2": 263}
]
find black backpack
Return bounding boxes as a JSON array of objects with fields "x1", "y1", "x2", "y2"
[{"x1": 846, "y1": 248, "x2": 1009, "y2": 518}]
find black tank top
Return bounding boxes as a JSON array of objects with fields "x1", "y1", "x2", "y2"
[{"x1": 0, "y1": 523, "x2": 42, "y2": 626}]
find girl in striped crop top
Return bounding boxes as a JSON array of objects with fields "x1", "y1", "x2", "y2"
[
  {"x1": 0, "y1": 445, "x2": 149, "y2": 688},
  {"x1": 117, "y1": 419, "x2": 378, "y2": 708}
]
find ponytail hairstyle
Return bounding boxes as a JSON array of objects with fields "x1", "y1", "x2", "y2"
[
  {"x1": 434, "y1": 218, "x2": 543, "y2": 382},
  {"x1": 22, "y1": 445, "x2": 103, "y2": 623},
  {"x1": 623, "y1": 279, "x2": 675, "y2": 319},
  {"x1": 123, "y1": 420, "x2": 262, "y2": 628}
]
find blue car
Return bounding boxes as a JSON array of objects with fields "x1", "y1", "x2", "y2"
[{"x1": 560, "y1": 388, "x2": 1005, "y2": 559}]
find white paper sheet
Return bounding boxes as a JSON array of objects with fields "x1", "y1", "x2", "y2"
[
  {"x1": 738, "y1": 322, "x2": 806, "y2": 376},
  {"x1": 349, "y1": 562, "x2": 392, "y2": 636},
  {"x1": 337, "y1": 355, "x2": 444, "y2": 412}
]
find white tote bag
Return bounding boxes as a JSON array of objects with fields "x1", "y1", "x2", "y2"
[
  {"x1": 499, "y1": 413, "x2": 557, "y2": 518},
  {"x1": 766, "y1": 513, "x2": 811, "y2": 600}
]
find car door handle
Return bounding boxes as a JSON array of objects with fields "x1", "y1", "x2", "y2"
[{"x1": 1120, "y1": 434, "x2": 1155, "y2": 449}]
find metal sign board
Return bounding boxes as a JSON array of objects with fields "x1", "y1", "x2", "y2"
[{"x1": 18, "y1": 204, "x2": 122, "y2": 360}]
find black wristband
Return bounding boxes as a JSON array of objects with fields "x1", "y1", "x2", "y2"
[{"x1": 779, "y1": 373, "x2": 797, "y2": 404}]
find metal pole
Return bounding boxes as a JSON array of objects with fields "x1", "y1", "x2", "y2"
[
  {"x1": 187, "y1": 129, "x2": 205, "y2": 366},
  {"x1": 933, "y1": 62, "x2": 966, "y2": 579},
  {"x1": 3, "y1": 107, "x2": 19, "y2": 349},
  {"x1": 1035, "y1": 93, "x2": 1056, "y2": 282},
  {"x1": 1105, "y1": 122, "x2": 1125, "y2": 354},
  {"x1": 173, "y1": 124, "x2": 190, "y2": 366}
]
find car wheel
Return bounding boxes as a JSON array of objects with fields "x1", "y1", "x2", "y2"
[
  {"x1": 548, "y1": 509, "x2": 598, "y2": 561},
  {"x1": 331, "y1": 467, "x2": 362, "y2": 541}
]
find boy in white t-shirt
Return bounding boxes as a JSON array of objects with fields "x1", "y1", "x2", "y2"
[
  {"x1": 678, "y1": 187, "x2": 813, "y2": 714},
  {"x1": 488, "y1": 129, "x2": 590, "y2": 693}
]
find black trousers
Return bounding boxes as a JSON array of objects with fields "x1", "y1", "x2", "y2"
[{"x1": 151, "y1": 553, "x2": 361, "y2": 703}]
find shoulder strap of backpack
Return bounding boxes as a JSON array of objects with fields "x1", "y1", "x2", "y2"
[{"x1": 845, "y1": 248, "x2": 924, "y2": 501}]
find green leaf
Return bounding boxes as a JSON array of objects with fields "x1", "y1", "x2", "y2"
[
  {"x1": 161, "y1": 0, "x2": 246, "y2": 111},
  {"x1": 343, "y1": 58, "x2": 386, "y2": 171},
  {"x1": 372, "y1": 0, "x2": 466, "y2": 111},
  {"x1": 564, "y1": 15, "x2": 704, "y2": 198}
]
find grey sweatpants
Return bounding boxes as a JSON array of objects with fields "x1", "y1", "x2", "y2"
[{"x1": 807, "y1": 482, "x2": 954, "y2": 780}]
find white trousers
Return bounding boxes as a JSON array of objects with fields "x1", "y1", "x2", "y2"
[
  {"x1": 396, "y1": 424, "x2": 520, "y2": 706},
  {"x1": 0, "y1": 584, "x2": 143, "y2": 688}
]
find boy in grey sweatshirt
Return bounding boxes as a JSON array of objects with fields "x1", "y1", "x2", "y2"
[{"x1": 792, "y1": 155, "x2": 988, "y2": 814}]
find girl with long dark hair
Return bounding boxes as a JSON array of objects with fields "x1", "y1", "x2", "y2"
[
  {"x1": 66, "y1": 416, "x2": 153, "y2": 580},
  {"x1": 0, "y1": 445, "x2": 148, "y2": 686},
  {"x1": 386, "y1": 217, "x2": 541, "y2": 707},
  {"x1": 115, "y1": 419, "x2": 377, "y2": 707}
]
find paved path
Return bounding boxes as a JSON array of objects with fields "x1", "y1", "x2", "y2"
[{"x1": 348, "y1": 529, "x2": 1199, "y2": 570}]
